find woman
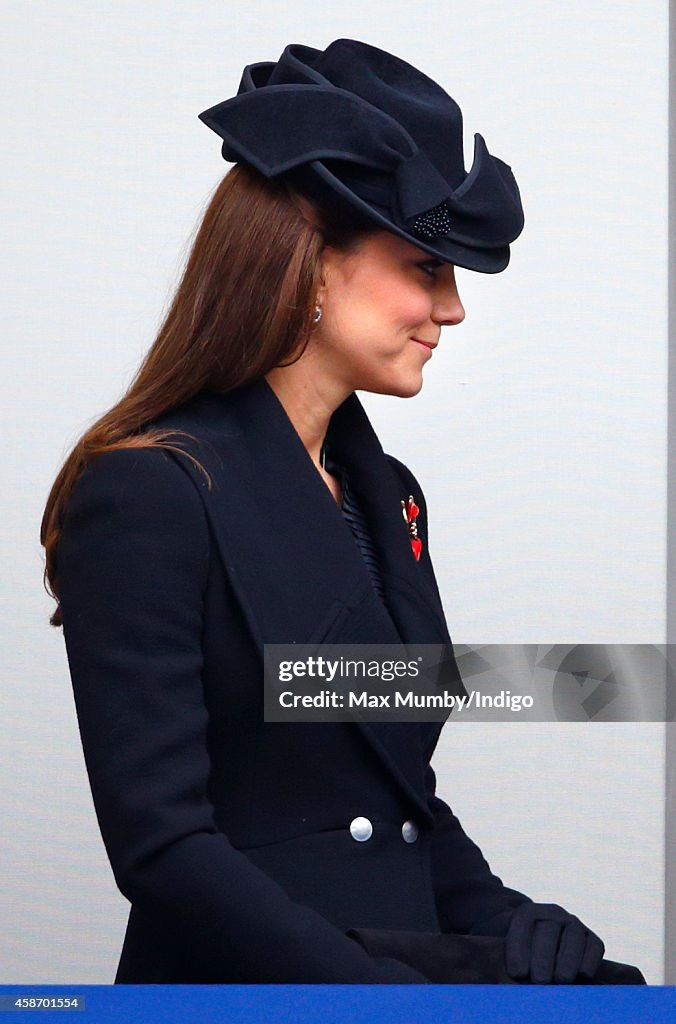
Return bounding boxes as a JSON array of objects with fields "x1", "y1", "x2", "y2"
[{"x1": 41, "y1": 39, "x2": 641, "y2": 985}]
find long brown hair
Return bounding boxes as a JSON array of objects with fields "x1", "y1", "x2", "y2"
[{"x1": 40, "y1": 161, "x2": 380, "y2": 627}]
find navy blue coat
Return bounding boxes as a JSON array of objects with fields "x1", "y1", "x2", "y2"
[{"x1": 58, "y1": 376, "x2": 529, "y2": 984}]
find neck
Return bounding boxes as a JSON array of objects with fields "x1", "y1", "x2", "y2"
[{"x1": 264, "y1": 364, "x2": 351, "y2": 470}]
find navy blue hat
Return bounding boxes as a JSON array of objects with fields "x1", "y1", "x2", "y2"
[{"x1": 198, "y1": 38, "x2": 524, "y2": 274}]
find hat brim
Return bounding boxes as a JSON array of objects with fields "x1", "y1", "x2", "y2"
[{"x1": 303, "y1": 159, "x2": 511, "y2": 274}]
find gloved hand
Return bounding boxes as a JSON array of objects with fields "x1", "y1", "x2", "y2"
[{"x1": 504, "y1": 902, "x2": 605, "y2": 984}]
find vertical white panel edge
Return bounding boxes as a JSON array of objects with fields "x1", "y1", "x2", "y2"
[{"x1": 666, "y1": 0, "x2": 676, "y2": 986}]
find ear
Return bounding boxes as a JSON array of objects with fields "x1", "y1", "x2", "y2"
[{"x1": 317, "y1": 243, "x2": 354, "y2": 295}]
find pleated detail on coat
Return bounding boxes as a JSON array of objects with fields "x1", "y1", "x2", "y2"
[{"x1": 323, "y1": 444, "x2": 386, "y2": 604}]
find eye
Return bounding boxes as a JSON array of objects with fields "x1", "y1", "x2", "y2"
[{"x1": 418, "y1": 259, "x2": 444, "y2": 277}]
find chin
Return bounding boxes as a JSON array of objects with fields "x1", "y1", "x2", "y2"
[
  {"x1": 361, "y1": 378, "x2": 424, "y2": 399},
  {"x1": 388, "y1": 376, "x2": 425, "y2": 399},
  {"x1": 351, "y1": 363, "x2": 425, "y2": 397}
]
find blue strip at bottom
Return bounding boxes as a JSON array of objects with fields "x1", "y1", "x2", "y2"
[{"x1": 0, "y1": 985, "x2": 674, "y2": 1023}]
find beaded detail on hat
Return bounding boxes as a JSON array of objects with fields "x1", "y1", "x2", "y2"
[{"x1": 409, "y1": 200, "x2": 453, "y2": 241}]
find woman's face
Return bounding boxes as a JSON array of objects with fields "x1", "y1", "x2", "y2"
[{"x1": 313, "y1": 229, "x2": 465, "y2": 398}]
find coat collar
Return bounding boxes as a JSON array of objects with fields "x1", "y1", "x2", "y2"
[{"x1": 153, "y1": 377, "x2": 452, "y2": 822}]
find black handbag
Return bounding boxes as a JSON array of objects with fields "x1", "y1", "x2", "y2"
[{"x1": 346, "y1": 927, "x2": 647, "y2": 985}]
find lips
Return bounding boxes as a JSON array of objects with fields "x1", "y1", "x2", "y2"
[{"x1": 412, "y1": 338, "x2": 437, "y2": 350}]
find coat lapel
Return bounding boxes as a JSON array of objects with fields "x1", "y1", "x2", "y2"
[
  {"x1": 152, "y1": 377, "x2": 452, "y2": 822},
  {"x1": 326, "y1": 386, "x2": 453, "y2": 647}
]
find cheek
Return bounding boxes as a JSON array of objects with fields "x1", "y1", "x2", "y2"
[
  {"x1": 377, "y1": 277, "x2": 431, "y2": 326},
  {"x1": 323, "y1": 273, "x2": 431, "y2": 355}
]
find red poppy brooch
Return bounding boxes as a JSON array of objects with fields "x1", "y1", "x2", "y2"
[{"x1": 401, "y1": 495, "x2": 422, "y2": 561}]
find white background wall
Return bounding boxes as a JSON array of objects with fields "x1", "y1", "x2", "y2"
[{"x1": 1, "y1": 1, "x2": 669, "y2": 984}]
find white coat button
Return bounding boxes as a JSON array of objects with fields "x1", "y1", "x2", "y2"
[
  {"x1": 402, "y1": 820, "x2": 419, "y2": 843},
  {"x1": 349, "y1": 816, "x2": 373, "y2": 842}
]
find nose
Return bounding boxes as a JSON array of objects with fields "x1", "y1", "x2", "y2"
[{"x1": 433, "y1": 266, "x2": 465, "y2": 327}]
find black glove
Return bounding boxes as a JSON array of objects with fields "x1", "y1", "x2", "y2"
[{"x1": 504, "y1": 902, "x2": 605, "y2": 984}]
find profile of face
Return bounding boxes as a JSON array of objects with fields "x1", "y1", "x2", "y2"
[{"x1": 310, "y1": 230, "x2": 466, "y2": 398}]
